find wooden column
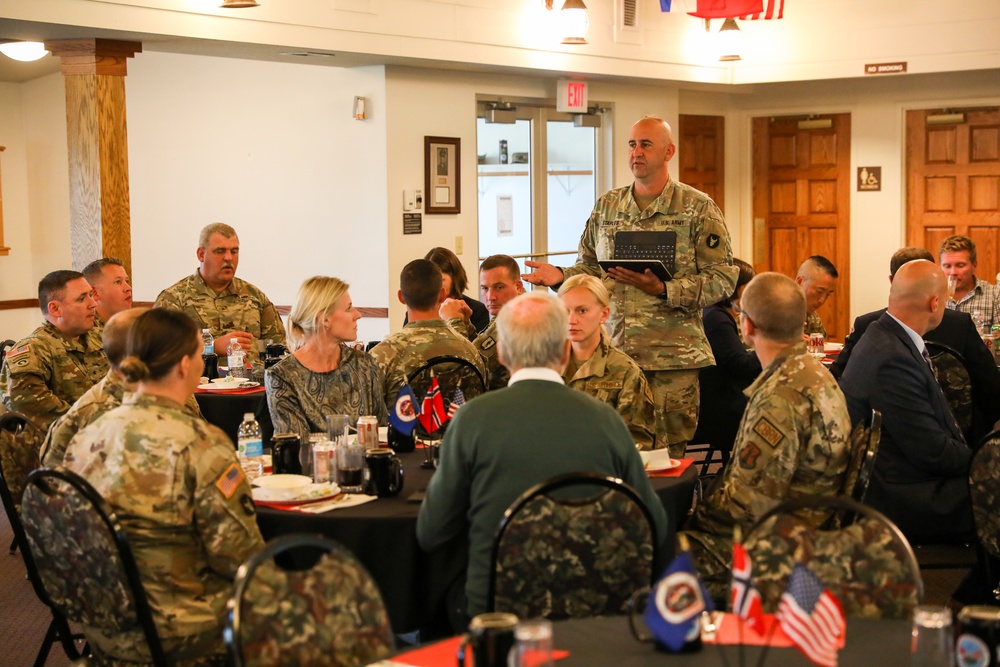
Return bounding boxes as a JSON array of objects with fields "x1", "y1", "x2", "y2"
[{"x1": 44, "y1": 39, "x2": 141, "y2": 274}]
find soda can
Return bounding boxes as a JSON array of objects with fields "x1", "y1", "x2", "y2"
[
  {"x1": 357, "y1": 416, "x2": 380, "y2": 449},
  {"x1": 956, "y1": 605, "x2": 1000, "y2": 667}
]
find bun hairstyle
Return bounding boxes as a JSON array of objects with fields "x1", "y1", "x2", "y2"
[{"x1": 119, "y1": 308, "x2": 200, "y2": 383}]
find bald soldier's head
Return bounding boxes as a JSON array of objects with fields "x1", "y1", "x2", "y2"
[
  {"x1": 103, "y1": 307, "x2": 149, "y2": 371},
  {"x1": 887, "y1": 260, "x2": 948, "y2": 336}
]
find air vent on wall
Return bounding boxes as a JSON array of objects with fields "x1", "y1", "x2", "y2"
[{"x1": 615, "y1": 0, "x2": 643, "y2": 45}]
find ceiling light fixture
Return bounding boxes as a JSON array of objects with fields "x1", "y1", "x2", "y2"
[
  {"x1": 718, "y1": 18, "x2": 743, "y2": 62},
  {"x1": 0, "y1": 41, "x2": 49, "y2": 62},
  {"x1": 220, "y1": 0, "x2": 260, "y2": 8},
  {"x1": 559, "y1": 0, "x2": 590, "y2": 45}
]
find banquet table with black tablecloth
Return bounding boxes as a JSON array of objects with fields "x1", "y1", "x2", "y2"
[{"x1": 255, "y1": 450, "x2": 697, "y2": 635}]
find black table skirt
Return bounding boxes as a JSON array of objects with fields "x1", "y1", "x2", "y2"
[
  {"x1": 255, "y1": 451, "x2": 697, "y2": 635},
  {"x1": 194, "y1": 388, "x2": 272, "y2": 446}
]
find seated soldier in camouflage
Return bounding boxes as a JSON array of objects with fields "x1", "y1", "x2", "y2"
[
  {"x1": 371, "y1": 259, "x2": 487, "y2": 412},
  {"x1": 680, "y1": 273, "x2": 851, "y2": 601},
  {"x1": 40, "y1": 307, "x2": 203, "y2": 467},
  {"x1": 266, "y1": 276, "x2": 388, "y2": 440},
  {"x1": 442, "y1": 254, "x2": 525, "y2": 391},
  {"x1": 0, "y1": 270, "x2": 109, "y2": 432},
  {"x1": 63, "y1": 308, "x2": 263, "y2": 663},
  {"x1": 155, "y1": 222, "x2": 286, "y2": 363},
  {"x1": 557, "y1": 275, "x2": 656, "y2": 449},
  {"x1": 82, "y1": 256, "x2": 134, "y2": 334}
]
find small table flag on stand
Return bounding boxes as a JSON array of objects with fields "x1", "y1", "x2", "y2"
[
  {"x1": 389, "y1": 384, "x2": 418, "y2": 436},
  {"x1": 643, "y1": 539, "x2": 714, "y2": 652},
  {"x1": 776, "y1": 564, "x2": 845, "y2": 667}
]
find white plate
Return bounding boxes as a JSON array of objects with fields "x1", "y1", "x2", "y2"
[
  {"x1": 253, "y1": 474, "x2": 312, "y2": 490},
  {"x1": 640, "y1": 450, "x2": 681, "y2": 472},
  {"x1": 252, "y1": 482, "x2": 341, "y2": 505},
  {"x1": 824, "y1": 342, "x2": 844, "y2": 352},
  {"x1": 196, "y1": 381, "x2": 260, "y2": 392}
]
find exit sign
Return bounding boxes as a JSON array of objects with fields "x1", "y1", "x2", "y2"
[{"x1": 557, "y1": 80, "x2": 588, "y2": 113}]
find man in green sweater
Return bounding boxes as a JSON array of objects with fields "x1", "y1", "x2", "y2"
[{"x1": 416, "y1": 291, "x2": 668, "y2": 622}]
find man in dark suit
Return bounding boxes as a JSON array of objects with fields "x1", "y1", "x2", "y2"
[
  {"x1": 840, "y1": 260, "x2": 974, "y2": 541},
  {"x1": 832, "y1": 247, "x2": 1000, "y2": 442}
]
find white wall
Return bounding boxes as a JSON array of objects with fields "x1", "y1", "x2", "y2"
[{"x1": 125, "y1": 52, "x2": 390, "y2": 342}]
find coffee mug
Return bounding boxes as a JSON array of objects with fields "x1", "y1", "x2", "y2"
[
  {"x1": 457, "y1": 612, "x2": 519, "y2": 667},
  {"x1": 271, "y1": 433, "x2": 302, "y2": 476},
  {"x1": 956, "y1": 605, "x2": 1000, "y2": 667},
  {"x1": 363, "y1": 449, "x2": 403, "y2": 497}
]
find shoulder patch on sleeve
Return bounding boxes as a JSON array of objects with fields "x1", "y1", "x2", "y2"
[
  {"x1": 479, "y1": 336, "x2": 496, "y2": 351},
  {"x1": 706, "y1": 233, "x2": 720, "y2": 249},
  {"x1": 7, "y1": 344, "x2": 30, "y2": 359},
  {"x1": 752, "y1": 417, "x2": 784, "y2": 448},
  {"x1": 739, "y1": 442, "x2": 762, "y2": 468},
  {"x1": 215, "y1": 462, "x2": 246, "y2": 500}
]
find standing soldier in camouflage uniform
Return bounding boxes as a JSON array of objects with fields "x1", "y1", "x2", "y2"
[
  {"x1": 371, "y1": 259, "x2": 487, "y2": 411},
  {"x1": 82, "y1": 256, "x2": 134, "y2": 336},
  {"x1": 40, "y1": 307, "x2": 203, "y2": 467},
  {"x1": 0, "y1": 270, "x2": 109, "y2": 432},
  {"x1": 795, "y1": 255, "x2": 839, "y2": 338},
  {"x1": 155, "y1": 222, "x2": 286, "y2": 362},
  {"x1": 63, "y1": 308, "x2": 263, "y2": 663},
  {"x1": 558, "y1": 275, "x2": 656, "y2": 449},
  {"x1": 680, "y1": 273, "x2": 851, "y2": 600},
  {"x1": 443, "y1": 254, "x2": 525, "y2": 391},
  {"x1": 524, "y1": 116, "x2": 737, "y2": 456}
]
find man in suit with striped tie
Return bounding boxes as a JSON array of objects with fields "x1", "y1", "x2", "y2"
[{"x1": 839, "y1": 260, "x2": 974, "y2": 541}]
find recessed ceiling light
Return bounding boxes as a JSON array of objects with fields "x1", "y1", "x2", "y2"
[{"x1": 0, "y1": 41, "x2": 48, "y2": 62}]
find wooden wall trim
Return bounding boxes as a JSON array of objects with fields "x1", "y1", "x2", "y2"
[
  {"x1": 0, "y1": 299, "x2": 39, "y2": 311},
  {"x1": 2, "y1": 300, "x2": 388, "y2": 318}
]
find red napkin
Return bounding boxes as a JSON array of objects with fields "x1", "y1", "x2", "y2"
[
  {"x1": 195, "y1": 385, "x2": 265, "y2": 395},
  {"x1": 647, "y1": 456, "x2": 695, "y2": 478},
  {"x1": 390, "y1": 636, "x2": 569, "y2": 667}
]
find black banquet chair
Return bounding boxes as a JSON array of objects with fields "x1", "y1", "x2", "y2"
[
  {"x1": 487, "y1": 472, "x2": 659, "y2": 621},
  {"x1": 925, "y1": 341, "x2": 974, "y2": 439},
  {"x1": 225, "y1": 533, "x2": 394, "y2": 667},
  {"x1": 0, "y1": 414, "x2": 85, "y2": 666},
  {"x1": 20, "y1": 467, "x2": 168, "y2": 667},
  {"x1": 968, "y1": 429, "x2": 1000, "y2": 602}
]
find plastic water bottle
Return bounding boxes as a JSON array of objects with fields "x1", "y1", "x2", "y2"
[
  {"x1": 201, "y1": 328, "x2": 215, "y2": 355},
  {"x1": 227, "y1": 338, "x2": 247, "y2": 380},
  {"x1": 201, "y1": 329, "x2": 218, "y2": 380},
  {"x1": 237, "y1": 412, "x2": 263, "y2": 480}
]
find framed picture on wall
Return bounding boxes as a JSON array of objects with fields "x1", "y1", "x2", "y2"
[{"x1": 424, "y1": 136, "x2": 461, "y2": 214}]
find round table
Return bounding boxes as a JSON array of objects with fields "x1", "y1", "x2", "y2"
[
  {"x1": 194, "y1": 387, "x2": 272, "y2": 446},
  {"x1": 255, "y1": 451, "x2": 697, "y2": 635}
]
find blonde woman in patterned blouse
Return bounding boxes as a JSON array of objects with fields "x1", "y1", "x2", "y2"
[{"x1": 265, "y1": 276, "x2": 387, "y2": 441}]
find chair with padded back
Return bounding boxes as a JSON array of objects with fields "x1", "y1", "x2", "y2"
[
  {"x1": 0, "y1": 413, "x2": 85, "y2": 666},
  {"x1": 1, "y1": 338, "x2": 15, "y2": 365},
  {"x1": 225, "y1": 533, "x2": 394, "y2": 667},
  {"x1": 744, "y1": 494, "x2": 923, "y2": 619},
  {"x1": 487, "y1": 472, "x2": 659, "y2": 621},
  {"x1": 968, "y1": 429, "x2": 1000, "y2": 602},
  {"x1": 20, "y1": 466, "x2": 168, "y2": 667},
  {"x1": 925, "y1": 341, "x2": 974, "y2": 440},
  {"x1": 829, "y1": 409, "x2": 882, "y2": 529}
]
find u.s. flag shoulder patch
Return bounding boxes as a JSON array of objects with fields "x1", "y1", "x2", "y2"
[
  {"x1": 216, "y1": 462, "x2": 246, "y2": 500},
  {"x1": 7, "y1": 344, "x2": 30, "y2": 359}
]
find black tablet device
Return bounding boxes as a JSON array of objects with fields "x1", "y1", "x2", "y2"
[{"x1": 598, "y1": 259, "x2": 672, "y2": 281}]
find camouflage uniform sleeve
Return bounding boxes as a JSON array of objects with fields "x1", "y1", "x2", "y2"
[
  {"x1": 1, "y1": 343, "x2": 70, "y2": 432},
  {"x1": 192, "y1": 430, "x2": 264, "y2": 578},
  {"x1": 619, "y1": 364, "x2": 656, "y2": 450},
  {"x1": 153, "y1": 285, "x2": 182, "y2": 310},
  {"x1": 41, "y1": 410, "x2": 78, "y2": 467},
  {"x1": 562, "y1": 207, "x2": 605, "y2": 282},
  {"x1": 695, "y1": 389, "x2": 803, "y2": 533},
  {"x1": 665, "y1": 199, "x2": 738, "y2": 311},
  {"x1": 368, "y1": 343, "x2": 401, "y2": 416},
  {"x1": 256, "y1": 290, "x2": 288, "y2": 347},
  {"x1": 446, "y1": 317, "x2": 477, "y2": 342}
]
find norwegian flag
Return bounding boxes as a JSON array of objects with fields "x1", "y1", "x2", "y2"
[
  {"x1": 447, "y1": 387, "x2": 466, "y2": 418},
  {"x1": 730, "y1": 542, "x2": 765, "y2": 635},
  {"x1": 686, "y1": 0, "x2": 762, "y2": 18},
  {"x1": 417, "y1": 378, "x2": 447, "y2": 434},
  {"x1": 777, "y1": 565, "x2": 845, "y2": 667},
  {"x1": 738, "y1": 0, "x2": 783, "y2": 20}
]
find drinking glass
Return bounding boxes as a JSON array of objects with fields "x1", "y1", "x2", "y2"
[
  {"x1": 947, "y1": 275, "x2": 958, "y2": 300},
  {"x1": 326, "y1": 414, "x2": 349, "y2": 446},
  {"x1": 335, "y1": 439, "x2": 365, "y2": 493},
  {"x1": 511, "y1": 619, "x2": 552, "y2": 667},
  {"x1": 911, "y1": 605, "x2": 953, "y2": 666}
]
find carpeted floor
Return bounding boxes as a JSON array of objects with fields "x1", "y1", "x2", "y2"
[{"x1": 0, "y1": 508, "x2": 72, "y2": 667}]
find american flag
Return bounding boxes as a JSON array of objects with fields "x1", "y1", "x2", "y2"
[
  {"x1": 738, "y1": 0, "x2": 783, "y2": 20},
  {"x1": 215, "y1": 462, "x2": 246, "y2": 500},
  {"x1": 447, "y1": 387, "x2": 466, "y2": 418},
  {"x1": 776, "y1": 565, "x2": 845, "y2": 667},
  {"x1": 730, "y1": 542, "x2": 764, "y2": 634},
  {"x1": 417, "y1": 378, "x2": 447, "y2": 434}
]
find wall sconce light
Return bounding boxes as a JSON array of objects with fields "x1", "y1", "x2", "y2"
[
  {"x1": 0, "y1": 41, "x2": 48, "y2": 62},
  {"x1": 220, "y1": 0, "x2": 260, "y2": 8},
  {"x1": 718, "y1": 18, "x2": 742, "y2": 62},
  {"x1": 557, "y1": 0, "x2": 589, "y2": 45}
]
